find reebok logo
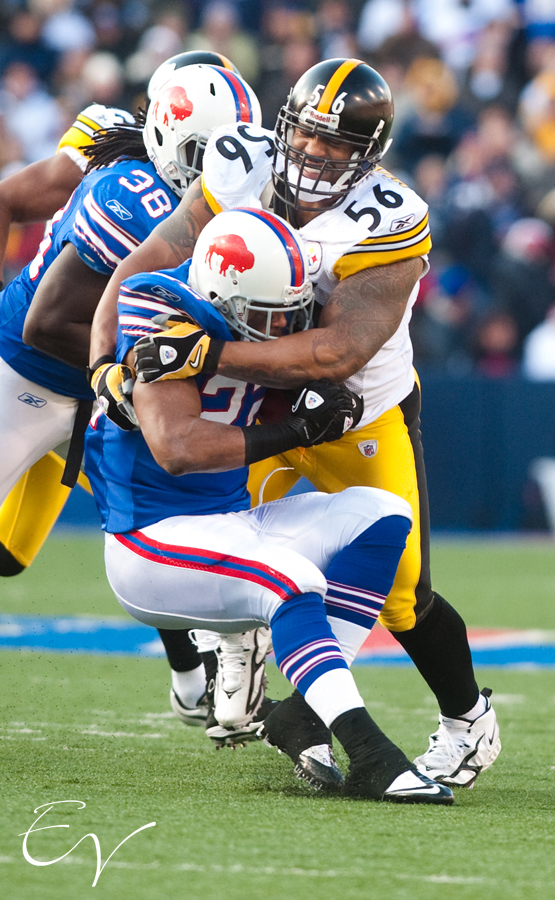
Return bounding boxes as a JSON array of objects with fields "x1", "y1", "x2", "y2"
[
  {"x1": 18, "y1": 393, "x2": 47, "y2": 408},
  {"x1": 106, "y1": 199, "x2": 133, "y2": 220}
]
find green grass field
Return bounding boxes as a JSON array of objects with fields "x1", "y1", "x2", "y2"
[{"x1": 1, "y1": 534, "x2": 555, "y2": 900}]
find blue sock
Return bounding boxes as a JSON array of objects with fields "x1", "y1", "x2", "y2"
[
  {"x1": 271, "y1": 592, "x2": 349, "y2": 695},
  {"x1": 325, "y1": 514, "x2": 412, "y2": 631}
]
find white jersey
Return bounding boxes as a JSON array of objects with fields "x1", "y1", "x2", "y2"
[
  {"x1": 57, "y1": 104, "x2": 136, "y2": 172},
  {"x1": 202, "y1": 123, "x2": 431, "y2": 427}
]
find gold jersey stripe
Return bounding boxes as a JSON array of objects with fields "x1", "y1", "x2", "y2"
[
  {"x1": 357, "y1": 214, "x2": 429, "y2": 247},
  {"x1": 76, "y1": 113, "x2": 104, "y2": 133},
  {"x1": 201, "y1": 173, "x2": 223, "y2": 214},
  {"x1": 317, "y1": 59, "x2": 362, "y2": 114},
  {"x1": 333, "y1": 234, "x2": 432, "y2": 280},
  {"x1": 57, "y1": 125, "x2": 95, "y2": 152}
]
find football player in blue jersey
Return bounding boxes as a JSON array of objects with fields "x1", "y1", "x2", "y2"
[
  {"x1": 85, "y1": 206, "x2": 453, "y2": 806},
  {"x1": 0, "y1": 49, "x2": 242, "y2": 581},
  {"x1": 0, "y1": 62, "x2": 262, "y2": 725}
]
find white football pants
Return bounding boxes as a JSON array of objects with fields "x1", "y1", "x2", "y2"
[
  {"x1": 0, "y1": 357, "x2": 77, "y2": 504},
  {"x1": 105, "y1": 486, "x2": 412, "y2": 636}
]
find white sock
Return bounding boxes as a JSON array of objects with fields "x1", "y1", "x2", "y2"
[
  {"x1": 171, "y1": 664, "x2": 206, "y2": 709},
  {"x1": 457, "y1": 693, "x2": 487, "y2": 722},
  {"x1": 303, "y1": 669, "x2": 365, "y2": 728},
  {"x1": 325, "y1": 615, "x2": 372, "y2": 667}
]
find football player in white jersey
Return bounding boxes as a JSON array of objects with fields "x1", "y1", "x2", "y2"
[{"x1": 90, "y1": 58, "x2": 501, "y2": 792}]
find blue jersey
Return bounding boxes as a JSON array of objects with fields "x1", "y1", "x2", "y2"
[
  {"x1": 85, "y1": 261, "x2": 266, "y2": 532},
  {"x1": 0, "y1": 159, "x2": 179, "y2": 399}
]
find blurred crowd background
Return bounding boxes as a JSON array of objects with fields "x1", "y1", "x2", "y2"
[{"x1": 2, "y1": 0, "x2": 555, "y2": 380}]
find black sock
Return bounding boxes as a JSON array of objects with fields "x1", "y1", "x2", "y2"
[
  {"x1": 391, "y1": 593, "x2": 479, "y2": 718},
  {"x1": 262, "y1": 690, "x2": 331, "y2": 760},
  {"x1": 157, "y1": 629, "x2": 201, "y2": 672},
  {"x1": 0, "y1": 543, "x2": 25, "y2": 576},
  {"x1": 200, "y1": 649, "x2": 218, "y2": 704},
  {"x1": 331, "y1": 707, "x2": 412, "y2": 798}
]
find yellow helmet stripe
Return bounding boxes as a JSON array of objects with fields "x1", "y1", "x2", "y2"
[
  {"x1": 317, "y1": 59, "x2": 362, "y2": 114},
  {"x1": 217, "y1": 54, "x2": 235, "y2": 71}
]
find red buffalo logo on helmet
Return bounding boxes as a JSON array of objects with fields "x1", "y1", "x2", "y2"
[
  {"x1": 206, "y1": 234, "x2": 255, "y2": 275},
  {"x1": 153, "y1": 86, "x2": 194, "y2": 127}
]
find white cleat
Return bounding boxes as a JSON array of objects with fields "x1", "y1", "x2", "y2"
[
  {"x1": 169, "y1": 687, "x2": 209, "y2": 727},
  {"x1": 414, "y1": 689, "x2": 501, "y2": 788},
  {"x1": 213, "y1": 627, "x2": 273, "y2": 729},
  {"x1": 383, "y1": 769, "x2": 454, "y2": 805}
]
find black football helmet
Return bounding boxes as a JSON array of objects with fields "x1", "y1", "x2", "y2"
[{"x1": 273, "y1": 58, "x2": 394, "y2": 214}]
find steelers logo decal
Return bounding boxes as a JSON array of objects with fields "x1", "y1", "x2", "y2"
[{"x1": 305, "y1": 241, "x2": 323, "y2": 276}]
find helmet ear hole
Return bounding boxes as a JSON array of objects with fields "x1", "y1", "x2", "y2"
[
  {"x1": 210, "y1": 82, "x2": 215, "y2": 96},
  {"x1": 155, "y1": 127, "x2": 163, "y2": 147}
]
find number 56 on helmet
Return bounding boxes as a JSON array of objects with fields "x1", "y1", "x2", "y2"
[{"x1": 273, "y1": 57, "x2": 394, "y2": 212}]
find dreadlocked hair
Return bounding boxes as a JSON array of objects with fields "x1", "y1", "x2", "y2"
[{"x1": 82, "y1": 108, "x2": 149, "y2": 174}]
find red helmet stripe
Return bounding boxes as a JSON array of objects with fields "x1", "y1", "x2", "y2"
[
  {"x1": 240, "y1": 208, "x2": 306, "y2": 286},
  {"x1": 207, "y1": 66, "x2": 252, "y2": 122}
]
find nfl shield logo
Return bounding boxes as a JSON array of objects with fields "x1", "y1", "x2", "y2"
[
  {"x1": 160, "y1": 345, "x2": 178, "y2": 365},
  {"x1": 358, "y1": 439, "x2": 378, "y2": 458}
]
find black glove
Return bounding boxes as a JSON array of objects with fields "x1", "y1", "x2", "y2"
[
  {"x1": 289, "y1": 379, "x2": 363, "y2": 446},
  {"x1": 242, "y1": 379, "x2": 363, "y2": 465},
  {"x1": 133, "y1": 313, "x2": 224, "y2": 383},
  {"x1": 90, "y1": 362, "x2": 139, "y2": 431}
]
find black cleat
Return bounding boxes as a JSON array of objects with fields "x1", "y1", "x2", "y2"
[
  {"x1": 259, "y1": 691, "x2": 344, "y2": 789},
  {"x1": 294, "y1": 745, "x2": 345, "y2": 790},
  {"x1": 346, "y1": 764, "x2": 454, "y2": 804}
]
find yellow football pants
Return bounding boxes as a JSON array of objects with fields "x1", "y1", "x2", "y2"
[
  {"x1": 0, "y1": 452, "x2": 92, "y2": 572},
  {"x1": 247, "y1": 381, "x2": 432, "y2": 632}
]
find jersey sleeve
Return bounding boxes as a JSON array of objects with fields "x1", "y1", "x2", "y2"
[
  {"x1": 332, "y1": 168, "x2": 432, "y2": 281},
  {"x1": 201, "y1": 123, "x2": 274, "y2": 213},
  {"x1": 57, "y1": 105, "x2": 136, "y2": 172},
  {"x1": 116, "y1": 265, "x2": 234, "y2": 363},
  {"x1": 66, "y1": 173, "x2": 143, "y2": 274}
]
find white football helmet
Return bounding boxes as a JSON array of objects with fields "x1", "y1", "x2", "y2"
[
  {"x1": 189, "y1": 208, "x2": 314, "y2": 341},
  {"x1": 144, "y1": 65, "x2": 261, "y2": 197},
  {"x1": 147, "y1": 50, "x2": 240, "y2": 99}
]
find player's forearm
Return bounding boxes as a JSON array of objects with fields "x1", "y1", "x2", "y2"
[
  {"x1": 0, "y1": 155, "x2": 82, "y2": 226},
  {"x1": 89, "y1": 233, "x2": 187, "y2": 363},
  {"x1": 134, "y1": 384, "x2": 247, "y2": 475},
  {"x1": 214, "y1": 327, "x2": 366, "y2": 389},
  {"x1": 0, "y1": 205, "x2": 10, "y2": 284},
  {"x1": 214, "y1": 259, "x2": 421, "y2": 388}
]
